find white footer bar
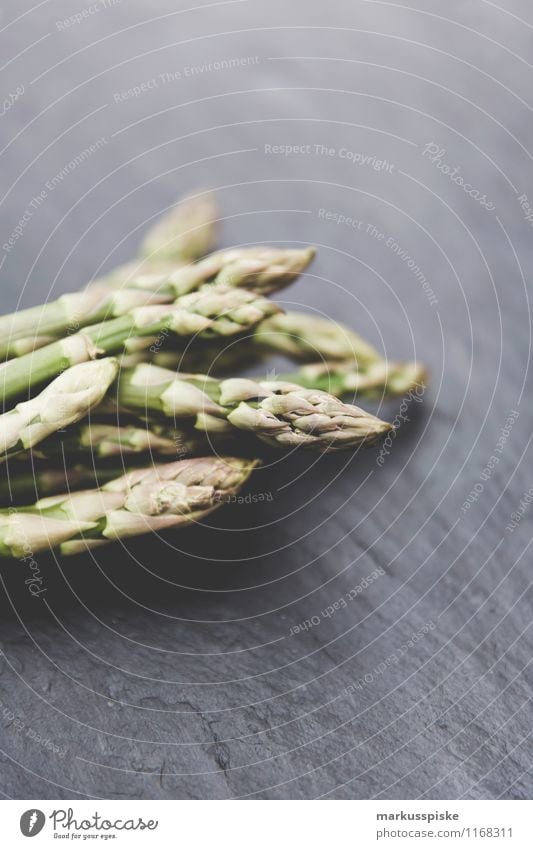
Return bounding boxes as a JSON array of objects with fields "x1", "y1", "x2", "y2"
[{"x1": 2, "y1": 799, "x2": 531, "y2": 847}]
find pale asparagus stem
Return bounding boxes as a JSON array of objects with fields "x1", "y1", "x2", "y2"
[
  {"x1": 111, "y1": 364, "x2": 392, "y2": 452},
  {"x1": 0, "y1": 287, "x2": 282, "y2": 403},
  {"x1": 283, "y1": 360, "x2": 429, "y2": 399},
  {"x1": 17, "y1": 421, "x2": 212, "y2": 461},
  {"x1": 8, "y1": 336, "x2": 57, "y2": 357},
  {"x1": 3, "y1": 248, "x2": 315, "y2": 359},
  {"x1": 0, "y1": 456, "x2": 259, "y2": 558},
  {"x1": 0, "y1": 359, "x2": 119, "y2": 463}
]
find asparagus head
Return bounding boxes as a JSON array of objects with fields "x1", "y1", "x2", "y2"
[
  {"x1": 0, "y1": 358, "x2": 119, "y2": 463},
  {"x1": 93, "y1": 190, "x2": 219, "y2": 288},
  {"x1": 118, "y1": 245, "x2": 316, "y2": 300},
  {"x1": 139, "y1": 192, "x2": 218, "y2": 263}
]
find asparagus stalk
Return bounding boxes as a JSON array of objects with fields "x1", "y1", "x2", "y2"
[
  {"x1": 283, "y1": 360, "x2": 428, "y2": 398},
  {"x1": 19, "y1": 361, "x2": 421, "y2": 474},
  {"x1": 18, "y1": 421, "x2": 211, "y2": 461},
  {"x1": 0, "y1": 287, "x2": 282, "y2": 403},
  {"x1": 0, "y1": 288, "x2": 174, "y2": 360},
  {"x1": 111, "y1": 364, "x2": 392, "y2": 452},
  {"x1": 250, "y1": 315, "x2": 427, "y2": 398},
  {"x1": 140, "y1": 354, "x2": 427, "y2": 400},
  {"x1": 117, "y1": 310, "x2": 382, "y2": 372},
  {"x1": 0, "y1": 465, "x2": 122, "y2": 507},
  {"x1": 6, "y1": 336, "x2": 58, "y2": 358},
  {"x1": 108, "y1": 246, "x2": 316, "y2": 298},
  {"x1": 119, "y1": 346, "x2": 260, "y2": 375},
  {"x1": 121, "y1": 310, "x2": 426, "y2": 400},
  {"x1": 0, "y1": 247, "x2": 315, "y2": 360},
  {"x1": 251, "y1": 312, "x2": 381, "y2": 364},
  {"x1": 0, "y1": 359, "x2": 119, "y2": 463},
  {"x1": 0, "y1": 456, "x2": 259, "y2": 558}
]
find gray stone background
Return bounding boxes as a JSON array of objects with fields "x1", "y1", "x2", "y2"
[{"x1": 0, "y1": 0, "x2": 531, "y2": 799}]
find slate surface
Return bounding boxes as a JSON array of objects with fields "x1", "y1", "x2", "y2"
[{"x1": 0, "y1": 0, "x2": 531, "y2": 800}]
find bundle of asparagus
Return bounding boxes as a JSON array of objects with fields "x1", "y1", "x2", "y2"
[{"x1": 0, "y1": 190, "x2": 426, "y2": 557}]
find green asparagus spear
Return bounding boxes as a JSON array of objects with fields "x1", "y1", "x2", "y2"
[
  {"x1": 119, "y1": 310, "x2": 426, "y2": 400},
  {"x1": 0, "y1": 456, "x2": 259, "y2": 558},
  {"x1": 283, "y1": 360, "x2": 428, "y2": 398},
  {"x1": 251, "y1": 312, "x2": 381, "y2": 364},
  {"x1": 18, "y1": 421, "x2": 209, "y2": 461},
  {"x1": 116, "y1": 310, "x2": 381, "y2": 373},
  {"x1": 138, "y1": 191, "x2": 218, "y2": 264},
  {"x1": 111, "y1": 364, "x2": 392, "y2": 452},
  {"x1": 0, "y1": 465, "x2": 122, "y2": 507}
]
